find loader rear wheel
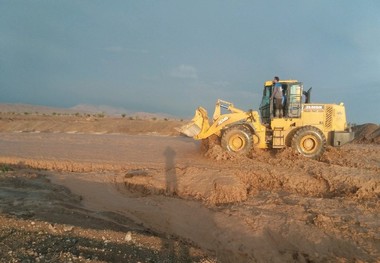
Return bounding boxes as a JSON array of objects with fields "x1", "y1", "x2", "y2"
[
  {"x1": 221, "y1": 126, "x2": 252, "y2": 155},
  {"x1": 291, "y1": 126, "x2": 326, "y2": 159}
]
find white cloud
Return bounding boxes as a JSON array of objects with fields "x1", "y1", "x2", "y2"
[{"x1": 170, "y1": 64, "x2": 198, "y2": 79}]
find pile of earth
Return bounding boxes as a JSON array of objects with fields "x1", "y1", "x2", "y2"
[{"x1": 352, "y1": 123, "x2": 380, "y2": 144}]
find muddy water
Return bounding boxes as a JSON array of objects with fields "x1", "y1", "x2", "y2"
[
  {"x1": 49, "y1": 171, "x2": 379, "y2": 263},
  {"x1": 0, "y1": 133, "x2": 202, "y2": 165}
]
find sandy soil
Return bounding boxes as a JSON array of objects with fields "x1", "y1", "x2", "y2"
[{"x1": 0, "y1": 112, "x2": 379, "y2": 262}]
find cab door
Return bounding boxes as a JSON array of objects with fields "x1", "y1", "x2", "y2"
[
  {"x1": 259, "y1": 85, "x2": 272, "y2": 123},
  {"x1": 286, "y1": 82, "x2": 303, "y2": 118}
]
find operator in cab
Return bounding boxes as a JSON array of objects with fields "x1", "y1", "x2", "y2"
[{"x1": 271, "y1": 76, "x2": 283, "y2": 118}]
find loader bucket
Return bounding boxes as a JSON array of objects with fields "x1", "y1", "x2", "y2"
[
  {"x1": 177, "y1": 107, "x2": 210, "y2": 138},
  {"x1": 178, "y1": 122, "x2": 201, "y2": 137}
]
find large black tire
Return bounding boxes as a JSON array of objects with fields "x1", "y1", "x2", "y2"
[
  {"x1": 221, "y1": 125, "x2": 253, "y2": 155},
  {"x1": 291, "y1": 126, "x2": 326, "y2": 159}
]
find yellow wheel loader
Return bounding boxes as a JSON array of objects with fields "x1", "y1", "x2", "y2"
[{"x1": 179, "y1": 80, "x2": 354, "y2": 159}]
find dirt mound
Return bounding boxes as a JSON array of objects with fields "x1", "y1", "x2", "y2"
[
  {"x1": 204, "y1": 145, "x2": 238, "y2": 161},
  {"x1": 203, "y1": 143, "x2": 380, "y2": 201},
  {"x1": 353, "y1": 123, "x2": 380, "y2": 144}
]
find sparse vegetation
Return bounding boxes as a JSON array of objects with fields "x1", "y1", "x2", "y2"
[
  {"x1": 121, "y1": 114, "x2": 126, "y2": 118},
  {"x1": 0, "y1": 164, "x2": 13, "y2": 173}
]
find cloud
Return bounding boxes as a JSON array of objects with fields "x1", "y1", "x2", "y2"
[{"x1": 170, "y1": 64, "x2": 198, "y2": 79}]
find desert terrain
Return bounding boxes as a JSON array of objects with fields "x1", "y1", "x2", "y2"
[{"x1": 0, "y1": 106, "x2": 379, "y2": 262}]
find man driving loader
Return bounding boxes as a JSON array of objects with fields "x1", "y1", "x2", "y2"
[
  {"x1": 270, "y1": 76, "x2": 283, "y2": 118},
  {"x1": 179, "y1": 77, "x2": 354, "y2": 159}
]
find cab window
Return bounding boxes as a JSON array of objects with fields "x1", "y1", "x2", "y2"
[{"x1": 263, "y1": 86, "x2": 272, "y2": 97}]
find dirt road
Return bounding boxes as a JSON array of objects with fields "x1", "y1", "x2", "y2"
[{"x1": 0, "y1": 132, "x2": 379, "y2": 262}]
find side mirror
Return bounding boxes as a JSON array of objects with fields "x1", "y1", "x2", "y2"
[{"x1": 303, "y1": 87, "x2": 312, "y2": 103}]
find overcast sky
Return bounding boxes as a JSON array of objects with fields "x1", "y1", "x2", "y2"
[{"x1": 1, "y1": 0, "x2": 379, "y2": 123}]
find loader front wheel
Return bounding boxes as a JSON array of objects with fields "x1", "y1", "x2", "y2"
[
  {"x1": 291, "y1": 126, "x2": 326, "y2": 159},
  {"x1": 221, "y1": 126, "x2": 252, "y2": 155}
]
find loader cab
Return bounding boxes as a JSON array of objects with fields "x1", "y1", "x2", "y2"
[{"x1": 259, "y1": 80, "x2": 303, "y2": 123}]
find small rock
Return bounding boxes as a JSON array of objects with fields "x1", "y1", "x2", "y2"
[
  {"x1": 125, "y1": 169, "x2": 148, "y2": 178},
  {"x1": 124, "y1": 231, "x2": 132, "y2": 242},
  {"x1": 63, "y1": 225, "x2": 74, "y2": 232},
  {"x1": 12, "y1": 200, "x2": 22, "y2": 206},
  {"x1": 48, "y1": 224, "x2": 57, "y2": 232}
]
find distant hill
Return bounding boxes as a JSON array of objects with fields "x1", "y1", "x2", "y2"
[
  {"x1": 0, "y1": 103, "x2": 75, "y2": 115},
  {"x1": 0, "y1": 103, "x2": 177, "y2": 120},
  {"x1": 70, "y1": 104, "x2": 130, "y2": 115}
]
